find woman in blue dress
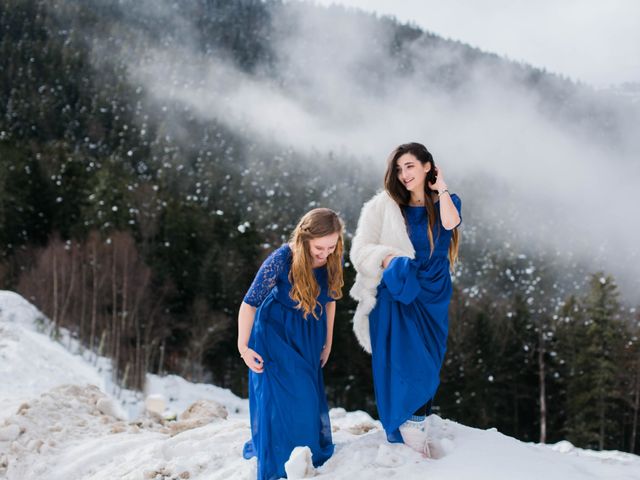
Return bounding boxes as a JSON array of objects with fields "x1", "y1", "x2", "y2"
[
  {"x1": 350, "y1": 142, "x2": 462, "y2": 456},
  {"x1": 238, "y1": 208, "x2": 344, "y2": 480}
]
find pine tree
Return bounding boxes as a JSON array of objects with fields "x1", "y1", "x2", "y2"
[{"x1": 563, "y1": 273, "x2": 625, "y2": 449}]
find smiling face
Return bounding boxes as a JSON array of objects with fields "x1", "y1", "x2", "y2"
[
  {"x1": 396, "y1": 153, "x2": 431, "y2": 192},
  {"x1": 308, "y1": 232, "x2": 340, "y2": 266}
]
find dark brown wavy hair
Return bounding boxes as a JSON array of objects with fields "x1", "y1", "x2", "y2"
[
  {"x1": 384, "y1": 142, "x2": 460, "y2": 271},
  {"x1": 289, "y1": 208, "x2": 345, "y2": 319}
]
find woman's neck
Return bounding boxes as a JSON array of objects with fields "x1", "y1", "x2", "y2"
[
  {"x1": 409, "y1": 190, "x2": 426, "y2": 206},
  {"x1": 408, "y1": 190, "x2": 438, "y2": 206}
]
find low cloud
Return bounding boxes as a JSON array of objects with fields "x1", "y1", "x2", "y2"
[{"x1": 93, "y1": 0, "x2": 640, "y2": 301}]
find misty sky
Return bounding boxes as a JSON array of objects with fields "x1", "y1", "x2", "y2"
[{"x1": 312, "y1": 0, "x2": 640, "y2": 87}]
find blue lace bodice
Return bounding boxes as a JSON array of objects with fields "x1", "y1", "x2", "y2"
[
  {"x1": 401, "y1": 193, "x2": 462, "y2": 260},
  {"x1": 243, "y1": 244, "x2": 333, "y2": 309}
]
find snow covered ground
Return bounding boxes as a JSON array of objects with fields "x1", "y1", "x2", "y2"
[{"x1": 1, "y1": 290, "x2": 639, "y2": 480}]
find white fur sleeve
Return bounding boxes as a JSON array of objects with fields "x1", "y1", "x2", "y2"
[{"x1": 350, "y1": 197, "x2": 404, "y2": 278}]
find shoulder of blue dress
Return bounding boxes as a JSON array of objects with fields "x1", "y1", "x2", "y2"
[
  {"x1": 274, "y1": 243, "x2": 293, "y2": 268},
  {"x1": 279, "y1": 242, "x2": 292, "y2": 253}
]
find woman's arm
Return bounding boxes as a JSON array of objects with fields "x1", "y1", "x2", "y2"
[
  {"x1": 237, "y1": 301, "x2": 264, "y2": 373},
  {"x1": 439, "y1": 192, "x2": 461, "y2": 230},
  {"x1": 238, "y1": 246, "x2": 290, "y2": 373},
  {"x1": 237, "y1": 301, "x2": 256, "y2": 355},
  {"x1": 429, "y1": 166, "x2": 461, "y2": 230},
  {"x1": 320, "y1": 301, "x2": 336, "y2": 367}
]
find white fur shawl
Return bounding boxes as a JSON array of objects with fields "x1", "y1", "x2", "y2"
[{"x1": 349, "y1": 190, "x2": 415, "y2": 353}]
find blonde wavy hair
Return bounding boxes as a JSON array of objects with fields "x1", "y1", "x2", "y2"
[{"x1": 289, "y1": 208, "x2": 345, "y2": 319}]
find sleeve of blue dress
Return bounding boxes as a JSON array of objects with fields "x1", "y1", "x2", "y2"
[
  {"x1": 451, "y1": 193, "x2": 462, "y2": 227},
  {"x1": 242, "y1": 246, "x2": 289, "y2": 307},
  {"x1": 381, "y1": 256, "x2": 421, "y2": 305}
]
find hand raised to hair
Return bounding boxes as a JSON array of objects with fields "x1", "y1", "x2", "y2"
[{"x1": 428, "y1": 165, "x2": 448, "y2": 193}]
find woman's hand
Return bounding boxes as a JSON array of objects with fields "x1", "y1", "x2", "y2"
[
  {"x1": 428, "y1": 165, "x2": 448, "y2": 193},
  {"x1": 320, "y1": 344, "x2": 332, "y2": 368},
  {"x1": 240, "y1": 347, "x2": 264, "y2": 373},
  {"x1": 382, "y1": 254, "x2": 396, "y2": 269}
]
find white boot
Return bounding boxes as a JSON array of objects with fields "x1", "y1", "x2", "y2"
[{"x1": 399, "y1": 419, "x2": 431, "y2": 457}]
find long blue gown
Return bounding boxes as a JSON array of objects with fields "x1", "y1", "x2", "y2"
[
  {"x1": 369, "y1": 194, "x2": 462, "y2": 443},
  {"x1": 242, "y1": 244, "x2": 334, "y2": 480}
]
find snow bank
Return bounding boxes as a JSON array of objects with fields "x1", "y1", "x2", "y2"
[
  {"x1": 0, "y1": 291, "x2": 106, "y2": 420},
  {"x1": 1, "y1": 290, "x2": 639, "y2": 480}
]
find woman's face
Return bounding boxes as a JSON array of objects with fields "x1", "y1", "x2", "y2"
[
  {"x1": 396, "y1": 153, "x2": 430, "y2": 192},
  {"x1": 308, "y1": 232, "x2": 339, "y2": 266}
]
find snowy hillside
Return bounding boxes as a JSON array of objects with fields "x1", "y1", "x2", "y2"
[{"x1": 1, "y1": 290, "x2": 639, "y2": 480}]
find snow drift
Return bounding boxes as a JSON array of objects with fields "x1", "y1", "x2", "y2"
[{"x1": 1, "y1": 290, "x2": 638, "y2": 479}]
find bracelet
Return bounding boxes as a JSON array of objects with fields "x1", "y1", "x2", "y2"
[
  {"x1": 239, "y1": 346, "x2": 249, "y2": 357},
  {"x1": 438, "y1": 189, "x2": 450, "y2": 197}
]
